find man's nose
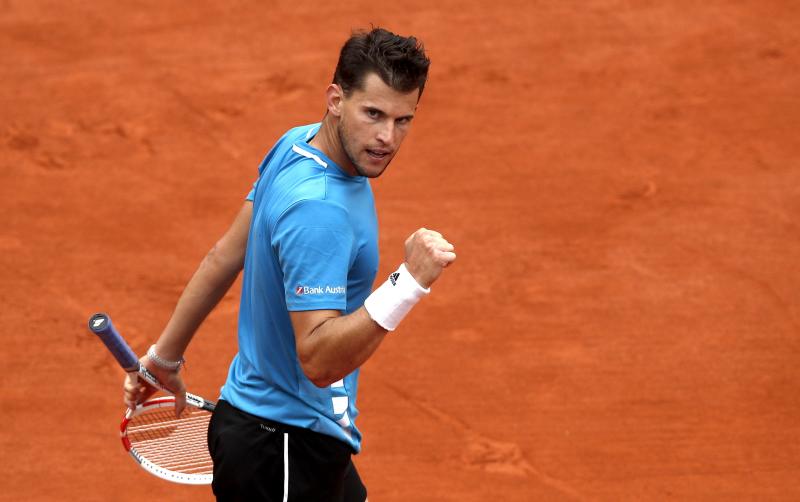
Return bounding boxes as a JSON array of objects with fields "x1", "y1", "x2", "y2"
[{"x1": 376, "y1": 120, "x2": 394, "y2": 145}]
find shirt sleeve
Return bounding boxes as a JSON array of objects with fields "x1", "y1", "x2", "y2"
[
  {"x1": 272, "y1": 199, "x2": 353, "y2": 311},
  {"x1": 247, "y1": 141, "x2": 282, "y2": 201}
]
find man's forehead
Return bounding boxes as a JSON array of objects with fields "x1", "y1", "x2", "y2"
[{"x1": 349, "y1": 73, "x2": 420, "y2": 110}]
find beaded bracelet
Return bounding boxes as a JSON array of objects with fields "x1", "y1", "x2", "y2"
[{"x1": 147, "y1": 344, "x2": 185, "y2": 371}]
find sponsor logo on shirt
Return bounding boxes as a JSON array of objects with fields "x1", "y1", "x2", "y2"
[{"x1": 295, "y1": 285, "x2": 346, "y2": 295}]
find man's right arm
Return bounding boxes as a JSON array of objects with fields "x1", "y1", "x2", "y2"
[
  {"x1": 153, "y1": 200, "x2": 252, "y2": 361},
  {"x1": 123, "y1": 200, "x2": 252, "y2": 411}
]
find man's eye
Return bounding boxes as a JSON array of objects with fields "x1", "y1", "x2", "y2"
[{"x1": 366, "y1": 109, "x2": 380, "y2": 118}]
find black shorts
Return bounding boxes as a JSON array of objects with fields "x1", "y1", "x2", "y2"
[{"x1": 207, "y1": 399, "x2": 367, "y2": 502}]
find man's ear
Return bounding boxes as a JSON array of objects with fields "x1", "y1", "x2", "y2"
[{"x1": 325, "y1": 84, "x2": 344, "y2": 117}]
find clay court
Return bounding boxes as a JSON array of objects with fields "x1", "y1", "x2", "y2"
[{"x1": 2, "y1": 1, "x2": 799, "y2": 500}]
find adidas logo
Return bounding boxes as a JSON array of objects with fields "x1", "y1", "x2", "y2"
[{"x1": 389, "y1": 272, "x2": 400, "y2": 286}]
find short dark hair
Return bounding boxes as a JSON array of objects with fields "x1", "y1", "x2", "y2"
[{"x1": 333, "y1": 27, "x2": 431, "y2": 99}]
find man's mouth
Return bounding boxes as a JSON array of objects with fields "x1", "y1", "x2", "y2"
[{"x1": 366, "y1": 149, "x2": 390, "y2": 160}]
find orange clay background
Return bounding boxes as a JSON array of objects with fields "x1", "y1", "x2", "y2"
[{"x1": 1, "y1": 1, "x2": 799, "y2": 500}]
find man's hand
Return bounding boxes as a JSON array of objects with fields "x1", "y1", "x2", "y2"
[
  {"x1": 404, "y1": 228, "x2": 457, "y2": 288},
  {"x1": 123, "y1": 355, "x2": 188, "y2": 417}
]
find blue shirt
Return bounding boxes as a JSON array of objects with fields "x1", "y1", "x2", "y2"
[{"x1": 220, "y1": 123, "x2": 379, "y2": 452}]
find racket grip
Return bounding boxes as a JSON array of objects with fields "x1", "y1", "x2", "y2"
[{"x1": 88, "y1": 313, "x2": 140, "y2": 372}]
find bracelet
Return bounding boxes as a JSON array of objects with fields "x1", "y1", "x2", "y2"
[
  {"x1": 146, "y1": 344, "x2": 185, "y2": 371},
  {"x1": 364, "y1": 263, "x2": 430, "y2": 331}
]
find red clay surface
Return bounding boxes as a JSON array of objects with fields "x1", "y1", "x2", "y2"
[{"x1": 2, "y1": 1, "x2": 799, "y2": 500}]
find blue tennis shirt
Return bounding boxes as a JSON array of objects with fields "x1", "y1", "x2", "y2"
[{"x1": 220, "y1": 123, "x2": 379, "y2": 452}]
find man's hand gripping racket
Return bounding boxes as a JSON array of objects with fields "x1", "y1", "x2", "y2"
[{"x1": 88, "y1": 312, "x2": 215, "y2": 485}]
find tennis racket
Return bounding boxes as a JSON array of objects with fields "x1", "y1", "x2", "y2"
[{"x1": 88, "y1": 312, "x2": 215, "y2": 485}]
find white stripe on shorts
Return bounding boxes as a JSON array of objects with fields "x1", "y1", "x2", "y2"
[{"x1": 282, "y1": 432, "x2": 289, "y2": 502}]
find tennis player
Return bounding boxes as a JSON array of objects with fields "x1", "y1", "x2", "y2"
[{"x1": 124, "y1": 27, "x2": 456, "y2": 501}]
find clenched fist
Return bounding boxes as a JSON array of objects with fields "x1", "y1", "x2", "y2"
[{"x1": 403, "y1": 228, "x2": 456, "y2": 288}]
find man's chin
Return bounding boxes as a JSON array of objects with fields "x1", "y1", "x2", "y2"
[
  {"x1": 354, "y1": 164, "x2": 386, "y2": 178},
  {"x1": 355, "y1": 158, "x2": 391, "y2": 178}
]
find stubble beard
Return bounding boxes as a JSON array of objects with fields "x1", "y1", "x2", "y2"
[{"x1": 336, "y1": 119, "x2": 389, "y2": 179}]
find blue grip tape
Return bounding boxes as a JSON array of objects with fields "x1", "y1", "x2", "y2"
[{"x1": 88, "y1": 312, "x2": 140, "y2": 371}]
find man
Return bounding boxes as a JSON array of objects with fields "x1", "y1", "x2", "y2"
[{"x1": 124, "y1": 27, "x2": 456, "y2": 501}]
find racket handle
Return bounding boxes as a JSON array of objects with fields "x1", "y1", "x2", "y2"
[{"x1": 88, "y1": 312, "x2": 140, "y2": 372}]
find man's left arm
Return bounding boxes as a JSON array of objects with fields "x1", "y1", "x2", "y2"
[
  {"x1": 291, "y1": 227, "x2": 455, "y2": 387},
  {"x1": 290, "y1": 308, "x2": 386, "y2": 387}
]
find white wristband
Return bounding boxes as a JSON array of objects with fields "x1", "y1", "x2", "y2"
[{"x1": 364, "y1": 263, "x2": 430, "y2": 331}]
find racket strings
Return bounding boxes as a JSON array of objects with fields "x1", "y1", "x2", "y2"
[{"x1": 126, "y1": 408, "x2": 213, "y2": 474}]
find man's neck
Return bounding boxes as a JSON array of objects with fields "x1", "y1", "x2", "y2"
[{"x1": 309, "y1": 115, "x2": 357, "y2": 176}]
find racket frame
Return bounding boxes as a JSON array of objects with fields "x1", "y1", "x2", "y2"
[
  {"x1": 121, "y1": 395, "x2": 213, "y2": 485},
  {"x1": 88, "y1": 312, "x2": 216, "y2": 484}
]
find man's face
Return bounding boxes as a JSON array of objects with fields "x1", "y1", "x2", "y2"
[{"x1": 336, "y1": 73, "x2": 420, "y2": 178}]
